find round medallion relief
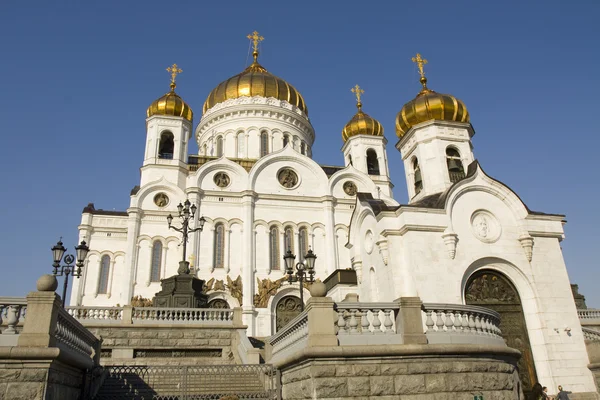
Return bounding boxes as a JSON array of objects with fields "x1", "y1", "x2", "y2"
[
  {"x1": 153, "y1": 193, "x2": 169, "y2": 208},
  {"x1": 277, "y1": 168, "x2": 299, "y2": 189},
  {"x1": 470, "y1": 210, "x2": 502, "y2": 243},
  {"x1": 343, "y1": 181, "x2": 357, "y2": 196},
  {"x1": 213, "y1": 172, "x2": 230, "y2": 188},
  {"x1": 364, "y1": 230, "x2": 374, "y2": 254}
]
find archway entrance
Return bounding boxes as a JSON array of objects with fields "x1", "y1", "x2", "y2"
[
  {"x1": 275, "y1": 296, "x2": 302, "y2": 332},
  {"x1": 465, "y1": 270, "x2": 537, "y2": 393}
]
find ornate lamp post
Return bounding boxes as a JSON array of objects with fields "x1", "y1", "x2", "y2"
[
  {"x1": 167, "y1": 199, "x2": 206, "y2": 275},
  {"x1": 51, "y1": 239, "x2": 90, "y2": 307},
  {"x1": 284, "y1": 248, "x2": 317, "y2": 311}
]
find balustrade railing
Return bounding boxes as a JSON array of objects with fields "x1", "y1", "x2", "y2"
[
  {"x1": 578, "y1": 309, "x2": 600, "y2": 320},
  {"x1": 422, "y1": 303, "x2": 505, "y2": 346},
  {"x1": 131, "y1": 307, "x2": 234, "y2": 323},
  {"x1": 334, "y1": 302, "x2": 402, "y2": 345},
  {"x1": 0, "y1": 297, "x2": 27, "y2": 335},
  {"x1": 67, "y1": 307, "x2": 122, "y2": 321},
  {"x1": 583, "y1": 327, "x2": 600, "y2": 342},
  {"x1": 269, "y1": 310, "x2": 308, "y2": 362},
  {"x1": 55, "y1": 308, "x2": 100, "y2": 366}
]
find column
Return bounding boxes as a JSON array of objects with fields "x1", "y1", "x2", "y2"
[
  {"x1": 161, "y1": 245, "x2": 168, "y2": 279},
  {"x1": 241, "y1": 191, "x2": 257, "y2": 335},
  {"x1": 124, "y1": 208, "x2": 142, "y2": 303},
  {"x1": 187, "y1": 189, "x2": 202, "y2": 266},
  {"x1": 225, "y1": 228, "x2": 232, "y2": 273},
  {"x1": 279, "y1": 229, "x2": 286, "y2": 272},
  {"x1": 322, "y1": 197, "x2": 339, "y2": 275},
  {"x1": 295, "y1": 231, "x2": 301, "y2": 261},
  {"x1": 107, "y1": 259, "x2": 116, "y2": 299}
]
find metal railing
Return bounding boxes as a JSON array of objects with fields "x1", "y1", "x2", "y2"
[
  {"x1": 93, "y1": 364, "x2": 280, "y2": 400},
  {"x1": 422, "y1": 303, "x2": 505, "y2": 346}
]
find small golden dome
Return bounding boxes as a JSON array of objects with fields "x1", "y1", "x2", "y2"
[
  {"x1": 396, "y1": 53, "x2": 469, "y2": 138},
  {"x1": 147, "y1": 64, "x2": 193, "y2": 121},
  {"x1": 342, "y1": 85, "x2": 383, "y2": 142},
  {"x1": 202, "y1": 52, "x2": 307, "y2": 115}
]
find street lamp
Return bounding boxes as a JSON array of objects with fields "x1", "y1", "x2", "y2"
[
  {"x1": 51, "y1": 239, "x2": 89, "y2": 307},
  {"x1": 284, "y1": 248, "x2": 317, "y2": 311},
  {"x1": 167, "y1": 199, "x2": 205, "y2": 275}
]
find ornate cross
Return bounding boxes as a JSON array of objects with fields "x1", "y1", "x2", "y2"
[
  {"x1": 247, "y1": 30, "x2": 264, "y2": 53},
  {"x1": 351, "y1": 84, "x2": 364, "y2": 104},
  {"x1": 411, "y1": 53, "x2": 428, "y2": 79},
  {"x1": 166, "y1": 64, "x2": 183, "y2": 88}
]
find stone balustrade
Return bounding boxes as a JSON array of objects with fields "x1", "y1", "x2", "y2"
[
  {"x1": 335, "y1": 302, "x2": 402, "y2": 345},
  {"x1": 0, "y1": 297, "x2": 27, "y2": 337},
  {"x1": 422, "y1": 303, "x2": 505, "y2": 346},
  {"x1": 583, "y1": 327, "x2": 600, "y2": 342},
  {"x1": 55, "y1": 308, "x2": 100, "y2": 361},
  {"x1": 67, "y1": 305, "x2": 238, "y2": 326},
  {"x1": 269, "y1": 310, "x2": 309, "y2": 361},
  {"x1": 578, "y1": 309, "x2": 600, "y2": 320}
]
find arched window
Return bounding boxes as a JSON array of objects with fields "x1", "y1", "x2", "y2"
[
  {"x1": 216, "y1": 136, "x2": 224, "y2": 158},
  {"x1": 158, "y1": 132, "x2": 174, "y2": 159},
  {"x1": 260, "y1": 131, "x2": 269, "y2": 157},
  {"x1": 366, "y1": 149, "x2": 380, "y2": 175},
  {"x1": 98, "y1": 255, "x2": 111, "y2": 294},
  {"x1": 413, "y1": 158, "x2": 423, "y2": 195},
  {"x1": 283, "y1": 135, "x2": 289, "y2": 148},
  {"x1": 202, "y1": 143, "x2": 207, "y2": 156},
  {"x1": 213, "y1": 223, "x2": 225, "y2": 268},
  {"x1": 299, "y1": 227, "x2": 308, "y2": 261},
  {"x1": 284, "y1": 226, "x2": 294, "y2": 253},
  {"x1": 301, "y1": 142, "x2": 306, "y2": 155},
  {"x1": 237, "y1": 132, "x2": 245, "y2": 158},
  {"x1": 446, "y1": 147, "x2": 465, "y2": 183},
  {"x1": 269, "y1": 226, "x2": 280, "y2": 270},
  {"x1": 150, "y1": 241, "x2": 162, "y2": 282}
]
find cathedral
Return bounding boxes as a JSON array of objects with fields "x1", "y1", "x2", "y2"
[{"x1": 70, "y1": 32, "x2": 596, "y2": 393}]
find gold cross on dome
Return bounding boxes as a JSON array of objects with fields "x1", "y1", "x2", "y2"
[
  {"x1": 247, "y1": 30, "x2": 264, "y2": 53},
  {"x1": 351, "y1": 84, "x2": 364, "y2": 104},
  {"x1": 411, "y1": 53, "x2": 428, "y2": 79},
  {"x1": 166, "y1": 64, "x2": 183, "y2": 88}
]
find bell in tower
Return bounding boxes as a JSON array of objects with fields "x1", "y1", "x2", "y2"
[{"x1": 446, "y1": 148, "x2": 465, "y2": 184}]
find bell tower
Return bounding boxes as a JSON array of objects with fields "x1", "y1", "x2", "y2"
[
  {"x1": 141, "y1": 64, "x2": 193, "y2": 187},
  {"x1": 395, "y1": 54, "x2": 474, "y2": 202}
]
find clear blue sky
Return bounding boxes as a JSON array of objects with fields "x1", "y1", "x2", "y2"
[{"x1": 0, "y1": 1, "x2": 598, "y2": 305}]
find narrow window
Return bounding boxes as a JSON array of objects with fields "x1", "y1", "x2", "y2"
[
  {"x1": 299, "y1": 227, "x2": 308, "y2": 261},
  {"x1": 150, "y1": 241, "x2": 162, "y2": 282},
  {"x1": 216, "y1": 136, "x2": 224, "y2": 158},
  {"x1": 348, "y1": 154, "x2": 353, "y2": 166},
  {"x1": 158, "y1": 132, "x2": 174, "y2": 159},
  {"x1": 284, "y1": 227, "x2": 294, "y2": 253},
  {"x1": 366, "y1": 149, "x2": 380, "y2": 175},
  {"x1": 413, "y1": 158, "x2": 423, "y2": 195},
  {"x1": 260, "y1": 131, "x2": 269, "y2": 157},
  {"x1": 301, "y1": 142, "x2": 306, "y2": 155},
  {"x1": 270, "y1": 226, "x2": 280, "y2": 270},
  {"x1": 283, "y1": 135, "x2": 289, "y2": 148},
  {"x1": 202, "y1": 143, "x2": 207, "y2": 156},
  {"x1": 237, "y1": 132, "x2": 245, "y2": 158},
  {"x1": 213, "y1": 223, "x2": 225, "y2": 268},
  {"x1": 98, "y1": 255, "x2": 111, "y2": 294},
  {"x1": 446, "y1": 147, "x2": 465, "y2": 183}
]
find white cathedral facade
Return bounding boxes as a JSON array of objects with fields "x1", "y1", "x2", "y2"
[{"x1": 70, "y1": 37, "x2": 596, "y2": 393}]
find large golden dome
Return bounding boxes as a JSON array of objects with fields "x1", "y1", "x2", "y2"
[
  {"x1": 342, "y1": 85, "x2": 383, "y2": 142},
  {"x1": 147, "y1": 64, "x2": 193, "y2": 121},
  {"x1": 202, "y1": 53, "x2": 307, "y2": 116},
  {"x1": 395, "y1": 54, "x2": 469, "y2": 138}
]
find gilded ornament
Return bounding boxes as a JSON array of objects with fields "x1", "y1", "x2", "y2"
[
  {"x1": 226, "y1": 275, "x2": 243, "y2": 306},
  {"x1": 147, "y1": 64, "x2": 193, "y2": 121},
  {"x1": 395, "y1": 53, "x2": 469, "y2": 137},
  {"x1": 342, "y1": 84, "x2": 383, "y2": 142},
  {"x1": 343, "y1": 181, "x2": 357, "y2": 196},
  {"x1": 203, "y1": 277, "x2": 226, "y2": 294},
  {"x1": 153, "y1": 193, "x2": 169, "y2": 207},
  {"x1": 278, "y1": 168, "x2": 298, "y2": 188},
  {"x1": 254, "y1": 276, "x2": 286, "y2": 308},
  {"x1": 214, "y1": 172, "x2": 231, "y2": 188}
]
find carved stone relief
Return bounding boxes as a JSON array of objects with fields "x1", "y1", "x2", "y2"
[
  {"x1": 153, "y1": 193, "x2": 169, "y2": 208},
  {"x1": 226, "y1": 275, "x2": 243, "y2": 306},
  {"x1": 213, "y1": 172, "x2": 231, "y2": 188},
  {"x1": 470, "y1": 210, "x2": 501, "y2": 243},
  {"x1": 364, "y1": 230, "x2": 374, "y2": 254},
  {"x1": 275, "y1": 296, "x2": 303, "y2": 332},
  {"x1": 203, "y1": 278, "x2": 226, "y2": 294},
  {"x1": 343, "y1": 181, "x2": 357, "y2": 196},
  {"x1": 278, "y1": 168, "x2": 298, "y2": 189}
]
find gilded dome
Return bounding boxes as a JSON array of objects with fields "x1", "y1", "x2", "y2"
[
  {"x1": 342, "y1": 97, "x2": 383, "y2": 142},
  {"x1": 147, "y1": 83, "x2": 193, "y2": 122},
  {"x1": 202, "y1": 54, "x2": 307, "y2": 116},
  {"x1": 395, "y1": 76, "x2": 469, "y2": 138}
]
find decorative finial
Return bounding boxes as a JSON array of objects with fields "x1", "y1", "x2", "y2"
[
  {"x1": 351, "y1": 84, "x2": 365, "y2": 111},
  {"x1": 166, "y1": 63, "x2": 183, "y2": 91},
  {"x1": 411, "y1": 53, "x2": 428, "y2": 89},
  {"x1": 247, "y1": 30, "x2": 264, "y2": 63}
]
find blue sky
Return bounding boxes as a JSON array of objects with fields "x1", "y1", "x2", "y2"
[{"x1": 0, "y1": 1, "x2": 598, "y2": 305}]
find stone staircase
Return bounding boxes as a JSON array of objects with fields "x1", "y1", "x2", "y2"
[{"x1": 93, "y1": 364, "x2": 279, "y2": 400}]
